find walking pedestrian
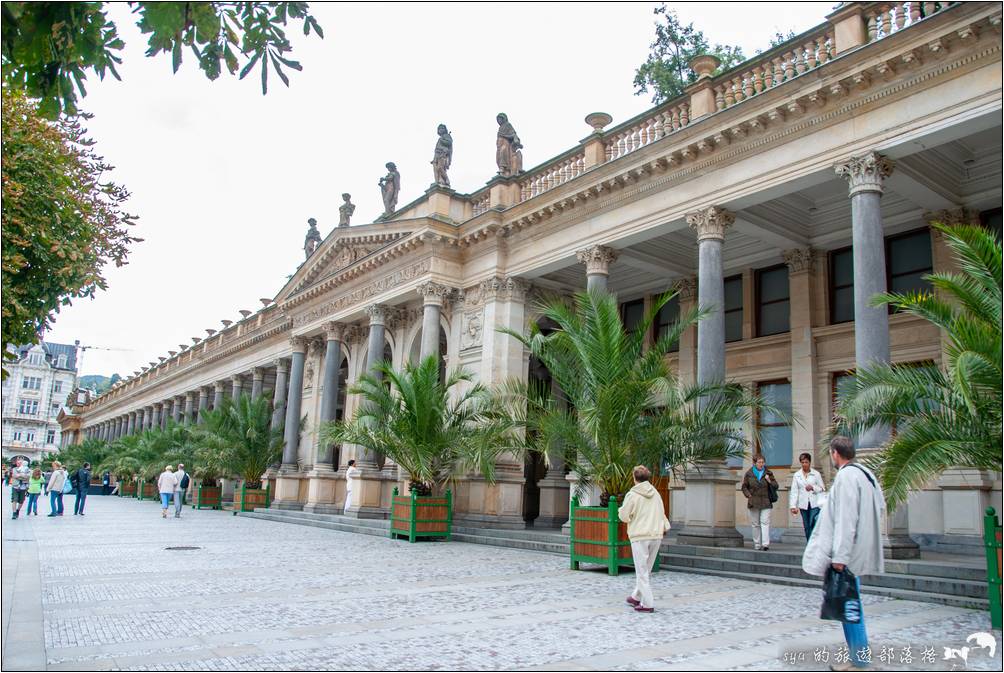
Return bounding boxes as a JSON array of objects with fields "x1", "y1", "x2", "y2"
[
  {"x1": 344, "y1": 459, "x2": 358, "y2": 511},
  {"x1": 790, "y1": 452, "x2": 826, "y2": 540},
  {"x1": 802, "y1": 436, "x2": 884, "y2": 671},
  {"x1": 27, "y1": 468, "x2": 44, "y2": 515},
  {"x1": 47, "y1": 461, "x2": 68, "y2": 516},
  {"x1": 9, "y1": 458, "x2": 30, "y2": 519},
  {"x1": 174, "y1": 464, "x2": 189, "y2": 518},
  {"x1": 102, "y1": 470, "x2": 111, "y2": 495},
  {"x1": 158, "y1": 465, "x2": 178, "y2": 519},
  {"x1": 72, "y1": 462, "x2": 92, "y2": 515},
  {"x1": 617, "y1": 465, "x2": 671, "y2": 613},
  {"x1": 741, "y1": 454, "x2": 778, "y2": 551}
]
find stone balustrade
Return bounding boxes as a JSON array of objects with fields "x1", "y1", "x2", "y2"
[
  {"x1": 517, "y1": 150, "x2": 586, "y2": 202},
  {"x1": 604, "y1": 99, "x2": 691, "y2": 162},
  {"x1": 471, "y1": 189, "x2": 491, "y2": 216},
  {"x1": 866, "y1": 1, "x2": 950, "y2": 42},
  {"x1": 713, "y1": 26, "x2": 834, "y2": 112}
]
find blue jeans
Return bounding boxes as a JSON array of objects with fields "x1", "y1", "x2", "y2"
[
  {"x1": 27, "y1": 493, "x2": 39, "y2": 514},
  {"x1": 842, "y1": 577, "x2": 869, "y2": 667},
  {"x1": 49, "y1": 491, "x2": 64, "y2": 514},
  {"x1": 160, "y1": 493, "x2": 172, "y2": 509},
  {"x1": 74, "y1": 490, "x2": 87, "y2": 514},
  {"x1": 174, "y1": 490, "x2": 184, "y2": 514},
  {"x1": 800, "y1": 507, "x2": 820, "y2": 539}
]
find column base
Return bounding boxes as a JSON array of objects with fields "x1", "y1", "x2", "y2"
[
  {"x1": 536, "y1": 476, "x2": 570, "y2": 530},
  {"x1": 677, "y1": 463, "x2": 743, "y2": 547},
  {"x1": 453, "y1": 512, "x2": 529, "y2": 530},
  {"x1": 883, "y1": 534, "x2": 921, "y2": 559},
  {"x1": 271, "y1": 474, "x2": 304, "y2": 511},
  {"x1": 675, "y1": 526, "x2": 745, "y2": 547},
  {"x1": 304, "y1": 470, "x2": 341, "y2": 513},
  {"x1": 342, "y1": 467, "x2": 389, "y2": 518},
  {"x1": 303, "y1": 502, "x2": 344, "y2": 515}
]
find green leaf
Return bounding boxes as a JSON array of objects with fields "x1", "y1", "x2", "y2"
[{"x1": 171, "y1": 40, "x2": 182, "y2": 73}]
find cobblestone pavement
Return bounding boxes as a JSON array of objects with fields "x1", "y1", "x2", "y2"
[{"x1": 2, "y1": 489, "x2": 1001, "y2": 671}]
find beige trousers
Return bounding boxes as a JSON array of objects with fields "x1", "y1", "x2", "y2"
[
  {"x1": 749, "y1": 507, "x2": 771, "y2": 548},
  {"x1": 629, "y1": 539, "x2": 662, "y2": 608}
]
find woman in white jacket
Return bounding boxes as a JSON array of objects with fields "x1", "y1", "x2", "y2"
[
  {"x1": 789, "y1": 452, "x2": 826, "y2": 539},
  {"x1": 157, "y1": 466, "x2": 178, "y2": 519}
]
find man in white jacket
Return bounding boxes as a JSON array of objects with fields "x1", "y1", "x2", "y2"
[
  {"x1": 617, "y1": 465, "x2": 670, "y2": 613},
  {"x1": 815, "y1": 436, "x2": 885, "y2": 671}
]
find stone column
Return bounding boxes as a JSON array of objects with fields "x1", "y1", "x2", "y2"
[
  {"x1": 137, "y1": 409, "x2": 146, "y2": 434},
  {"x1": 677, "y1": 206, "x2": 744, "y2": 547},
  {"x1": 231, "y1": 374, "x2": 244, "y2": 401},
  {"x1": 116, "y1": 416, "x2": 125, "y2": 439},
  {"x1": 271, "y1": 359, "x2": 289, "y2": 431},
  {"x1": 151, "y1": 404, "x2": 161, "y2": 431},
  {"x1": 274, "y1": 336, "x2": 308, "y2": 510},
  {"x1": 197, "y1": 388, "x2": 208, "y2": 423},
  {"x1": 418, "y1": 282, "x2": 450, "y2": 360},
  {"x1": 305, "y1": 325, "x2": 345, "y2": 513},
  {"x1": 836, "y1": 152, "x2": 918, "y2": 559},
  {"x1": 213, "y1": 381, "x2": 225, "y2": 411},
  {"x1": 126, "y1": 412, "x2": 136, "y2": 436},
  {"x1": 576, "y1": 245, "x2": 619, "y2": 293},
  {"x1": 184, "y1": 392, "x2": 195, "y2": 425},
  {"x1": 161, "y1": 401, "x2": 171, "y2": 429},
  {"x1": 251, "y1": 367, "x2": 264, "y2": 400},
  {"x1": 172, "y1": 397, "x2": 182, "y2": 423}
]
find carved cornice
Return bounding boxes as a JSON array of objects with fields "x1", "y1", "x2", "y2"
[
  {"x1": 686, "y1": 206, "x2": 735, "y2": 242},
  {"x1": 782, "y1": 248, "x2": 816, "y2": 274},
  {"x1": 575, "y1": 245, "x2": 619, "y2": 275},
  {"x1": 835, "y1": 152, "x2": 895, "y2": 196}
]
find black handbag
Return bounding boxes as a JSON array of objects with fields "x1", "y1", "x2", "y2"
[
  {"x1": 767, "y1": 479, "x2": 779, "y2": 504},
  {"x1": 820, "y1": 566, "x2": 862, "y2": 623}
]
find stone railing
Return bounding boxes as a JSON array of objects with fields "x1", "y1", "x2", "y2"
[
  {"x1": 713, "y1": 25, "x2": 835, "y2": 112},
  {"x1": 603, "y1": 98, "x2": 691, "y2": 162},
  {"x1": 471, "y1": 188, "x2": 491, "y2": 216},
  {"x1": 517, "y1": 149, "x2": 586, "y2": 202},
  {"x1": 865, "y1": 1, "x2": 952, "y2": 42}
]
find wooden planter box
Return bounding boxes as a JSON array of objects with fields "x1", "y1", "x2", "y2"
[
  {"x1": 119, "y1": 481, "x2": 137, "y2": 497},
  {"x1": 193, "y1": 485, "x2": 222, "y2": 510},
  {"x1": 569, "y1": 496, "x2": 660, "y2": 576},
  {"x1": 137, "y1": 481, "x2": 157, "y2": 500},
  {"x1": 390, "y1": 488, "x2": 452, "y2": 543},
  {"x1": 232, "y1": 483, "x2": 270, "y2": 514}
]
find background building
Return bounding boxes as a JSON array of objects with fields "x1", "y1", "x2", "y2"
[{"x1": 2, "y1": 340, "x2": 79, "y2": 463}]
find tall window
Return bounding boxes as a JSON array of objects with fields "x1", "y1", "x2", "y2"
[
  {"x1": 653, "y1": 295, "x2": 680, "y2": 352},
  {"x1": 21, "y1": 376, "x2": 41, "y2": 390},
  {"x1": 12, "y1": 431, "x2": 22, "y2": 441},
  {"x1": 25, "y1": 431, "x2": 35, "y2": 443},
  {"x1": 831, "y1": 372, "x2": 857, "y2": 448},
  {"x1": 52, "y1": 381, "x2": 62, "y2": 393},
  {"x1": 980, "y1": 207, "x2": 1002, "y2": 240},
  {"x1": 28, "y1": 352, "x2": 43, "y2": 365},
  {"x1": 756, "y1": 265, "x2": 790, "y2": 337},
  {"x1": 886, "y1": 228, "x2": 933, "y2": 297},
  {"x1": 724, "y1": 275, "x2": 744, "y2": 343},
  {"x1": 620, "y1": 299, "x2": 645, "y2": 336},
  {"x1": 756, "y1": 381, "x2": 792, "y2": 467},
  {"x1": 46, "y1": 429, "x2": 56, "y2": 444},
  {"x1": 829, "y1": 247, "x2": 854, "y2": 324},
  {"x1": 17, "y1": 399, "x2": 39, "y2": 415}
]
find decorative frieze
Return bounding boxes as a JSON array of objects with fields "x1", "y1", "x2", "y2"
[
  {"x1": 575, "y1": 245, "x2": 620, "y2": 276},
  {"x1": 835, "y1": 152, "x2": 895, "y2": 196},
  {"x1": 686, "y1": 206, "x2": 735, "y2": 242}
]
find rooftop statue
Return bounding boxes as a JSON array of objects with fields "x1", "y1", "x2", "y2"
[
  {"x1": 338, "y1": 193, "x2": 355, "y2": 227},
  {"x1": 431, "y1": 123, "x2": 453, "y2": 188},
  {"x1": 303, "y1": 217, "x2": 322, "y2": 258},
  {"x1": 496, "y1": 112, "x2": 523, "y2": 177},
  {"x1": 379, "y1": 162, "x2": 400, "y2": 217}
]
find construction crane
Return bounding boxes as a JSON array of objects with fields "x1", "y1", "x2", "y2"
[{"x1": 76, "y1": 343, "x2": 132, "y2": 383}]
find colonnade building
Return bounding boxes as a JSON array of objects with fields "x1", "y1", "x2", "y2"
[{"x1": 64, "y1": 2, "x2": 1003, "y2": 554}]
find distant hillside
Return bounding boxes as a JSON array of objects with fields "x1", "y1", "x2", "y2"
[{"x1": 78, "y1": 373, "x2": 120, "y2": 394}]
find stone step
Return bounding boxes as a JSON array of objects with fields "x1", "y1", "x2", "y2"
[
  {"x1": 659, "y1": 551, "x2": 988, "y2": 599},
  {"x1": 653, "y1": 562, "x2": 990, "y2": 611}
]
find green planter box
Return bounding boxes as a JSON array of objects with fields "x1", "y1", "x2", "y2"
[
  {"x1": 137, "y1": 481, "x2": 157, "y2": 500},
  {"x1": 119, "y1": 481, "x2": 137, "y2": 497},
  {"x1": 569, "y1": 496, "x2": 659, "y2": 576},
  {"x1": 984, "y1": 507, "x2": 1002, "y2": 629},
  {"x1": 232, "y1": 483, "x2": 270, "y2": 514},
  {"x1": 193, "y1": 485, "x2": 222, "y2": 510},
  {"x1": 390, "y1": 488, "x2": 452, "y2": 543}
]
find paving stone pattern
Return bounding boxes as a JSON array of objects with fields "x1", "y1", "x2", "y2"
[{"x1": 2, "y1": 490, "x2": 1001, "y2": 671}]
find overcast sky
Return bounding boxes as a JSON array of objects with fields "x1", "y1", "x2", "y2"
[{"x1": 44, "y1": 2, "x2": 834, "y2": 378}]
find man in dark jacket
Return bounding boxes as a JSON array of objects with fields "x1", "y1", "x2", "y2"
[{"x1": 72, "y1": 462, "x2": 91, "y2": 515}]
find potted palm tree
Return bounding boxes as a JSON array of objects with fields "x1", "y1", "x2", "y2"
[
  {"x1": 834, "y1": 223, "x2": 1002, "y2": 507},
  {"x1": 321, "y1": 355, "x2": 518, "y2": 543},
  {"x1": 197, "y1": 394, "x2": 282, "y2": 514},
  {"x1": 500, "y1": 289, "x2": 779, "y2": 575}
]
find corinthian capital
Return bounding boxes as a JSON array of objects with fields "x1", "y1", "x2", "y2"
[
  {"x1": 677, "y1": 277, "x2": 699, "y2": 302},
  {"x1": 835, "y1": 152, "x2": 894, "y2": 197},
  {"x1": 782, "y1": 248, "x2": 816, "y2": 274},
  {"x1": 323, "y1": 321, "x2": 347, "y2": 341},
  {"x1": 289, "y1": 335, "x2": 309, "y2": 353},
  {"x1": 575, "y1": 245, "x2": 619, "y2": 275},
  {"x1": 365, "y1": 303, "x2": 389, "y2": 326},
  {"x1": 686, "y1": 206, "x2": 735, "y2": 242},
  {"x1": 416, "y1": 281, "x2": 453, "y2": 307}
]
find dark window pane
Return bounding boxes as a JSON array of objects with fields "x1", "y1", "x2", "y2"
[
  {"x1": 758, "y1": 266, "x2": 789, "y2": 303},
  {"x1": 887, "y1": 230, "x2": 932, "y2": 276},
  {"x1": 724, "y1": 277, "x2": 743, "y2": 310},
  {"x1": 890, "y1": 270, "x2": 931, "y2": 295},
  {"x1": 758, "y1": 382, "x2": 792, "y2": 466},
  {"x1": 831, "y1": 249, "x2": 853, "y2": 287},
  {"x1": 725, "y1": 310, "x2": 743, "y2": 342},
  {"x1": 655, "y1": 296, "x2": 680, "y2": 351},
  {"x1": 760, "y1": 426, "x2": 793, "y2": 466},
  {"x1": 759, "y1": 382, "x2": 792, "y2": 424},
  {"x1": 759, "y1": 300, "x2": 790, "y2": 336},
  {"x1": 832, "y1": 287, "x2": 854, "y2": 324},
  {"x1": 622, "y1": 300, "x2": 644, "y2": 334}
]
